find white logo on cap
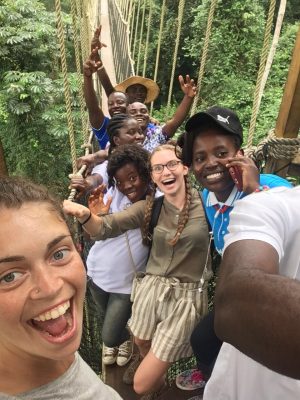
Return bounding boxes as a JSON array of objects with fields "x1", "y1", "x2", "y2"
[{"x1": 217, "y1": 115, "x2": 230, "y2": 124}]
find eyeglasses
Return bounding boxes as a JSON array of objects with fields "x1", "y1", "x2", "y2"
[{"x1": 151, "y1": 160, "x2": 182, "y2": 174}]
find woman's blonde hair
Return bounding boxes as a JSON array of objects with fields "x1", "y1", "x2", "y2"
[{"x1": 142, "y1": 143, "x2": 192, "y2": 246}]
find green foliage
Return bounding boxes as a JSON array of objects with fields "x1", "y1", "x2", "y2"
[
  {"x1": 136, "y1": 0, "x2": 298, "y2": 148},
  {"x1": 0, "y1": 0, "x2": 82, "y2": 197},
  {"x1": 0, "y1": 0, "x2": 299, "y2": 195}
]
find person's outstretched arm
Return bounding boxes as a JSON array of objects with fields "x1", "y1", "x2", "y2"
[
  {"x1": 91, "y1": 26, "x2": 115, "y2": 97},
  {"x1": 163, "y1": 75, "x2": 196, "y2": 138},
  {"x1": 63, "y1": 199, "x2": 103, "y2": 237},
  {"x1": 83, "y1": 50, "x2": 105, "y2": 129},
  {"x1": 214, "y1": 192, "x2": 300, "y2": 379}
]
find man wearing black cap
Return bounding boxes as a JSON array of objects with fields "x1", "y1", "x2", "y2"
[{"x1": 175, "y1": 106, "x2": 292, "y2": 393}]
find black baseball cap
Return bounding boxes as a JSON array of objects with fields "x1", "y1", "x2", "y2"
[{"x1": 185, "y1": 106, "x2": 243, "y2": 144}]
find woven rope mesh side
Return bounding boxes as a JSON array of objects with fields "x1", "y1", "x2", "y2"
[{"x1": 79, "y1": 285, "x2": 104, "y2": 375}]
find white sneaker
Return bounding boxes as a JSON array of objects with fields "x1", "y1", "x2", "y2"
[
  {"x1": 102, "y1": 344, "x2": 118, "y2": 365},
  {"x1": 116, "y1": 339, "x2": 133, "y2": 367}
]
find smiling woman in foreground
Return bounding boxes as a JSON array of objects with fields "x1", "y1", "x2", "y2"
[{"x1": 0, "y1": 176, "x2": 121, "y2": 399}]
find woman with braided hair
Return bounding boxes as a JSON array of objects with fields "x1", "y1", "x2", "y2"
[
  {"x1": 69, "y1": 113, "x2": 145, "y2": 196},
  {"x1": 64, "y1": 143, "x2": 211, "y2": 400}
]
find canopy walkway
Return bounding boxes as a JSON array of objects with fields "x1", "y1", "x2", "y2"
[
  {"x1": 0, "y1": 3, "x2": 299, "y2": 397},
  {"x1": 70, "y1": 1, "x2": 300, "y2": 398},
  {"x1": 58, "y1": 0, "x2": 300, "y2": 185}
]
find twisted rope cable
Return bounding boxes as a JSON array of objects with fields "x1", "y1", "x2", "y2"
[
  {"x1": 245, "y1": 129, "x2": 300, "y2": 165},
  {"x1": 109, "y1": 0, "x2": 134, "y2": 82},
  {"x1": 129, "y1": 1, "x2": 137, "y2": 52},
  {"x1": 125, "y1": 0, "x2": 133, "y2": 21},
  {"x1": 142, "y1": 0, "x2": 154, "y2": 78},
  {"x1": 247, "y1": 0, "x2": 276, "y2": 148},
  {"x1": 150, "y1": 0, "x2": 166, "y2": 114},
  {"x1": 81, "y1": 0, "x2": 90, "y2": 62},
  {"x1": 76, "y1": 0, "x2": 88, "y2": 66},
  {"x1": 132, "y1": 0, "x2": 141, "y2": 62},
  {"x1": 136, "y1": 0, "x2": 146, "y2": 74},
  {"x1": 70, "y1": 0, "x2": 89, "y2": 143},
  {"x1": 167, "y1": 0, "x2": 186, "y2": 109},
  {"x1": 67, "y1": 131, "x2": 94, "y2": 201},
  {"x1": 124, "y1": 5, "x2": 135, "y2": 76},
  {"x1": 190, "y1": 0, "x2": 217, "y2": 115},
  {"x1": 55, "y1": 0, "x2": 77, "y2": 174},
  {"x1": 127, "y1": 0, "x2": 134, "y2": 29}
]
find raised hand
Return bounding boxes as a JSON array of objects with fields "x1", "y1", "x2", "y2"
[
  {"x1": 83, "y1": 48, "x2": 103, "y2": 77},
  {"x1": 178, "y1": 75, "x2": 197, "y2": 98},
  {"x1": 68, "y1": 174, "x2": 93, "y2": 198},
  {"x1": 77, "y1": 154, "x2": 97, "y2": 175},
  {"x1": 88, "y1": 184, "x2": 113, "y2": 215},
  {"x1": 226, "y1": 153, "x2": 259, "y2": 194},
  {"x1": 91, "y1": 26, "x2": 107, "y2": 52}
]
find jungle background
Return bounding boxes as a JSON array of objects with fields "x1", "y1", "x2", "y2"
[{"x1": 0, "y1": 0, "x2": 299, "y2": 197}]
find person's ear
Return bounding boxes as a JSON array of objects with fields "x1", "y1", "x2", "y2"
[
  {"x1": 183, "y1": 165, "x2": 189, "y2": 176},
  {"x1": 113, "y1": 136, "x2": 120, "y2": 146},
  {"x1": 236, "y1": 149, "x2": 244, "y2": 156}
]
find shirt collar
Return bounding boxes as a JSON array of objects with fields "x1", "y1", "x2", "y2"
[{"x1": 207, "y1": 186, "x2": 243, "y2": 207}]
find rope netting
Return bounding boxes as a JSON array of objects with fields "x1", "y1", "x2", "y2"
[
  {"x1": 190, "y1": 0, "x2": 218, "y2": 115},
  {"x1": 245, "y1": 130, "x2": 300, "y2": 167},
  {"x1": 108, "y1": 0, "x2": 135, "y2": 83},
  {"x1": 166, "y1": 0, "x2": 185, "y2": 109},
  {"x1": 247, "y1": 0, "x2": 277, "y2": 148}
]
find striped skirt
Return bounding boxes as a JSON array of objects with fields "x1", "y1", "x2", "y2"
[{"x1": 128, "y1": 274, "x2": 208, "y2": 362}]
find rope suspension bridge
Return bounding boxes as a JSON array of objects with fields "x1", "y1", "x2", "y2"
[
  {"x1": 53, "y1": 0, "x2": 300, "y2": 188},
  {"x1": 51, "y1": 0, "x2": 300, "y2": 398}
]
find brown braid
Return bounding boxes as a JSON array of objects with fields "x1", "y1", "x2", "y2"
[
  {"x1": 142, "y1": 192, "x2": 155, "y2": 245},
  {"x1": 168, "y1": 175, "x2": 192, "y2": 246}
]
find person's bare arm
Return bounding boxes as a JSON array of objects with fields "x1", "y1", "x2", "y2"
[
  {"x1": 63, "y1": 199, "x2": 103, "y2": 237},
  {"x1": 83, "y1": 51, "x2": 105, "y2": 129},
  {"x1": 163, "y1": 75, "x2": 196, "y2": 137},
  {"x1": 215, "y1": 239, "x2": 300, "y2": 379},
  {"x1": 91, "y1": 26, "x2": 115, "y2": 97}
]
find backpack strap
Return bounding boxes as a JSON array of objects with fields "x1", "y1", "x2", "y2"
[
  {"x1": 148, "y1": 195, "x2": 164, "y2": 243},
  {"x1": 146, "y1": 195, "x2": 164, "y2": 262}
]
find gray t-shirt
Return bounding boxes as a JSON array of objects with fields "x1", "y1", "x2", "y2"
[{"x1": 0, "y1": 353, "x2": 122, "y2": 399}]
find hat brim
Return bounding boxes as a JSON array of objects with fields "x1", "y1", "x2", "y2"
[
  {"x1": 115, "y1": 76, "x2": 160, "y2": 104},
  {"x1": 185, "y1": 112, "x2": 240, "y2": 137}
]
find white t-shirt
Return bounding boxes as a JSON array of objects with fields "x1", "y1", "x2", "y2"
[
  {"x1": 92, "y1": 160, "x2": 109, "y2": 185},
  {"x1": 87, "y1": 186, "x2": 148, "y2": 294},
  {"x1": 204, "y1": 186, "x2": 300, "y2": 400}
]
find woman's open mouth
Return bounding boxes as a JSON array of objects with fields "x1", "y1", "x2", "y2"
[
  {"x1": 161, "y1": 178, "x2": 176, "y2": 187},
  {"x1": 28, "y1": 299, "x2": 77, "y2": 344}
]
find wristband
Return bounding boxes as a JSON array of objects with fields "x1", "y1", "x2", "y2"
[
  {"x1": 80, "y1": 210, "x2": 92, "y2": 225},
  {"x1": 254, "y1": 185, "x2": 270, "y2": 193}
]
